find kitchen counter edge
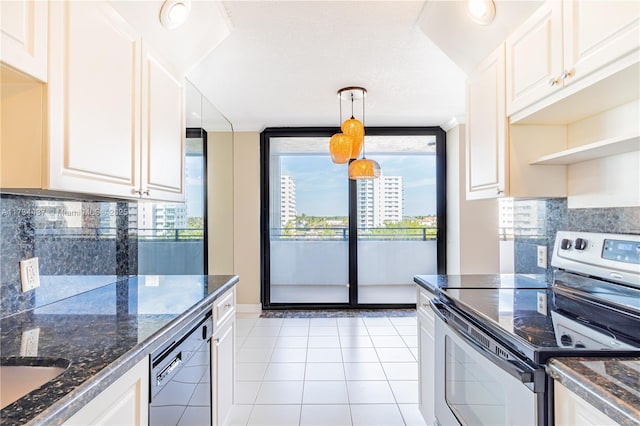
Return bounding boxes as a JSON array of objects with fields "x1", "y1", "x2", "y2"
[
  {"x1": 22, "y1": 275, "x2": 239, "y2": 426},
  {"x1": 547, "y1": 357, "x2": 640, "y2": 426}
]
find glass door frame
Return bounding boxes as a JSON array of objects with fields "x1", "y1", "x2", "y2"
[
  {"x1": 260, "y1": 126, "x2": 446, "y2": 309},
  {"x1": 186, "y1": 127, "x2": 208, "y2": 275}
]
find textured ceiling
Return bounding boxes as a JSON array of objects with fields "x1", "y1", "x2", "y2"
[
  {"x1": 187, "y1": 1, "x2": 468, "y2": 131},
  {"x1": 113, "y1": 1, "x2": 544, "y2": 132}
]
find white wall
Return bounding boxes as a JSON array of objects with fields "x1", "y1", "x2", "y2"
[
  {"x1": 566, "y1": 100, "x2": 640, "y2": 208},
  {"x1": 446, "y1": 124, "x2": 500, "y2": 274}
]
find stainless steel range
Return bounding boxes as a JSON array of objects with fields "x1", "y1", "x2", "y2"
[{"x1": 431, "y1": 231, "x2": 640, "y2": 426}]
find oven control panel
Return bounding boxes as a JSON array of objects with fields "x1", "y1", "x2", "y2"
[
  {"x1": 602, "y1": 239, "x2": 640, "y2": 264},
  {"x1": 552, "y1": 231, "x2": 640, "y2": 287}
]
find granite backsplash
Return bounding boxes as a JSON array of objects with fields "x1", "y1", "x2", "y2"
[
  {"x1": 0, "y1": 193, "x2": 137, "y2": 318},
  {"x1": 510, "y1": 198, "x2": 640, "y2": 280}
]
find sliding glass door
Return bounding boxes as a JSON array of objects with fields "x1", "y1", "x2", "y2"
[
  {"x1": 356, "y1": 135, "x2": 440, "y2": 304},
  {"x1": 266, "y1": 135, "x2": 350, "y2": 304},
  {"x1": 261, "y1": 128, "x2": 445, "y2": 309}
]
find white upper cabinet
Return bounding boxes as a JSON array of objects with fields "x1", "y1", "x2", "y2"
[
  {"x1": 563, "y1": 0, "x2": 640, "y2": 89},
  {"x1": 0, "y1": 0, "x2": 48, "y2": 81},
  {"x1": 506, "y1": 1, "x2": 563, "y2": 117},
  {"x1": 1, "y1": 1, "x2": 185, "y2": 201},
  {"x1": 140, "y1": 43, "x2": 184, "y2": 202},
  {"x1": 466, "y1": 44, "x2": 567, "y2": 201},
  {"x1": 466, "y1": 45, "x2": 508, "y2": 200},
  {"x1": 507, "y1": 0, "x2": 640, "y2": 121},
  {"x1": 48, "y1": 1, "x2": 142, "y2": 199}
]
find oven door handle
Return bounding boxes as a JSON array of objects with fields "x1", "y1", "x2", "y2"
[{"x1": 430, "y1": 300, "x2": 544, "y2": 392}]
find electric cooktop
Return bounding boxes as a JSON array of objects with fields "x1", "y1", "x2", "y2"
[{"x1": 435, "y1": 232, "x2": 640, "y2": 364}]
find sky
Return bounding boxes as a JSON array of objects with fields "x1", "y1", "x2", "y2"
[
  {"x1": 182, "y1": 151, "x2": 438, "y2": 220},
  {"x1": 280, "y1": 154, "x2": 437, "y2": 217},
  {"x1": 185, "y1": 155, "x2": 204, "y2": 218}
]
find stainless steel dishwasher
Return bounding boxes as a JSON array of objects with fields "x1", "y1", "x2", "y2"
[{"x1": 150, "y1": 311, "x2": 213, "y2": 425}]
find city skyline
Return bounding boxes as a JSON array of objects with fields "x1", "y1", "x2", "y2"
[{"x1": 280, "y1": 154, "x2": 437, "y2": 217}]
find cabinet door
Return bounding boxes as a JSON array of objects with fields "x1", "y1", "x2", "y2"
[
  {"x1": 212, "y1": 318, "x2": 235, "y2": 426},
  {"x1": 466, "y1": 45, "x2": 508, "y2": 200},
  {"x1": 417, "y1": 289, "x2": 435, "y2": 425},
  {"x1": 506, "y1": 1, "x2": 563, "y2": 116},
  {"x1": 563, "y1": 0, "x2": 640, "y2": 87},
  {"x1": 140, "y1": 43, "x2": 184, "y2": 202},
  {"x1": 63, "y1": 358, "x2": 149, "y2": 426},
  {"x1": 0, "y1": 0, "x2": 48, "y2": 81},
  {"x1": 554, "y1": 382, "x2": 618, "y2": 426},
  {"x1": 48, "y1": 1, "x2": 141, "y2": 198}
]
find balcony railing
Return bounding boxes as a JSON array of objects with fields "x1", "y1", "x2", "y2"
[
  {"x1": 33, "y1": 228, "x2": 204, "y2": 241},
  {"x1": 138, "y1": 228, "x2": 204, "y2": 240},
  {"x1": 272, "y1": 227, "x2": 437, "y2": 241}
]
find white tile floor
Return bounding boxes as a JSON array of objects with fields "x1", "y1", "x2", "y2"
[{"x1": 229, "y1": 314, "x2": 426, "y2": 426}]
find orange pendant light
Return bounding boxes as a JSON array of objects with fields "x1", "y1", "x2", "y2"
[
  {"x1": 330, "y1": 86, "x2": 380, "y2": 180},
  {"x1": 341, "y1": 117, "x2": 364, "y2": 159},
  {"x1": 348, "y1": 158, "x2": 381, "y2": 180},
  {"x1": 329, "y1": 133, "x2": 353, "y2": 164}
]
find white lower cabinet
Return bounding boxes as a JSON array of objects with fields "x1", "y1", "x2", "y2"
[
  {"x1": 554, "y1": 382, "x2": 618, "y2": 426},
  {"x1": 63, "y1": 357, "x2": 149, "y2": 426},
  {"x1": 417, "y1": 287, "x2": 435, "y2": 425},
  {"x1": 212, "y1": 288, "x2": 236, "y2": 426}
]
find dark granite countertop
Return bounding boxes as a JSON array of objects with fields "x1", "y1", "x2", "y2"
[
  {"x1": 0, "y1": 274, "x2": 239, "y2": 426},
  {"x1": 414, "y1": 273, "x2": 549, "y2": 295},
  {"x1": 547, "y1": 357, "x2": 640, "y2": 425}
]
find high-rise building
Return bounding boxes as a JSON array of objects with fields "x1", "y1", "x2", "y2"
[
  {"x1": 357, "y1": 175, "x2": 403, "y2": 228},
  {"x1": 513, "y1": 199, "x2": 545, "y2": 237},
  {"x1": 280, "y1": 175, "x2": 297, "y2": 227},
  {"x1": 138, "y1": 203, "x2": 187, "y2": 237}
]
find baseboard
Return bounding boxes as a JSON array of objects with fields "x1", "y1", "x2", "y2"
[{"x1": 236, "y1": 303, "x2": 262, "y2": 314}]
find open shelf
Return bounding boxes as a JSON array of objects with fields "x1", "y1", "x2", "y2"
[{"x1": 530, "y1": 134, "x2": 640, "y2": 165}]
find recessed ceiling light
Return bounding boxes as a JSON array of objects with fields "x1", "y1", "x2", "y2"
[
  {"x1": 160, "y1": 0, "x2": 191, "y2": 30},
  {"x1": 468, "y1": 0, "x2": 496, "y2": 25}
]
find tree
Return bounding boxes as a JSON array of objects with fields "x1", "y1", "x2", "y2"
[{"x1": 188, "y1": 217, "x2": 203, "y2": 229}]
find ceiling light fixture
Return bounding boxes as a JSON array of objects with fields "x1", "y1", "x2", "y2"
[
  {"x1": 160, "y1": 0, "x2": 191, "y2": 30},
  {"x1": 467, "y1": 0, "x2": 496, "y2": 25},
  {"x1": 329, "y1": 86, "x2": 380, "y2": 180}
]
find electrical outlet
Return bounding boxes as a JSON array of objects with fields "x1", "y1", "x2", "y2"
[
  {"x1": 20, "y1": 257, "x2": 40, "y2": 292},
  {"x1": 537, "y1": 246, "x2": 547, "y2": 269},
  {"x1": 537, "y1": 292, "x2": 547, "y2": 316},
  {"x1": 20, "y1": 328, "x2": 40, "y2": 356}
]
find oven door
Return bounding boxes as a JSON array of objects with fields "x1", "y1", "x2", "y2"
[{"x1": 431, "y1": 300, "x2": 545, "y2": 426}]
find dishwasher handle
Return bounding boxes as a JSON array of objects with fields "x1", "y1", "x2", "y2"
[{"x1": 156, "y1": 352, "x2": 182, "y2": 387}]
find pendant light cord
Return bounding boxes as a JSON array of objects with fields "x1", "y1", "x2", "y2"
[
  {"x1": 361, "y1": 88, "x2": 366, "y2": 158},
  {"x1": 339, "y1": 92, "x2": 343, "y2": 126},
  {"x1": 350, "y1": 92, "x2": 355, "y2": 119}
]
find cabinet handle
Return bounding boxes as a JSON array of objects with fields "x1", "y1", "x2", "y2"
[
  {"x1": 548, "y1": 77, "x2": 559, "y2": 87},
  {"x1": 213, "y1": 337, "x2": 220, "y2": 343},
  {"x1": 224, "y1": 303, "x2": 232, "y2": 309},
  {"x1": 561, "y1": 69, "x2": 574, "y2": 80},
  {"x1": 132, "y1": 188, "x2": 150, "y2": 196},
  {"x1": 497, "y1": 189, "x2": 504, "y2": 195}
]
